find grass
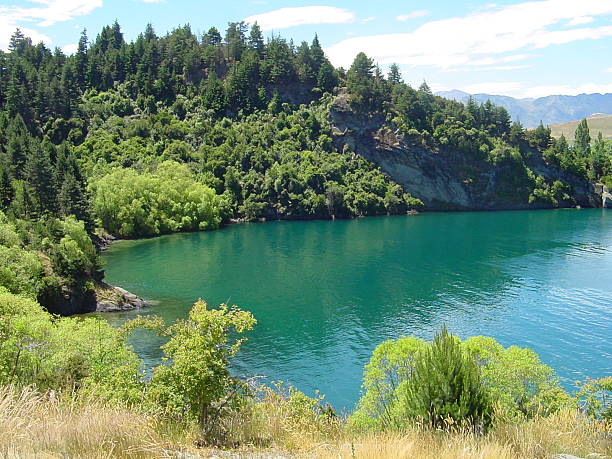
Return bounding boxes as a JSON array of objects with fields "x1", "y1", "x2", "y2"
[
  {"x1": 549, "y1": 113, "x2": 612, "y2": 141},
  {"x1": 0, "y1": 386, "x2": 610, "y2": 458}
]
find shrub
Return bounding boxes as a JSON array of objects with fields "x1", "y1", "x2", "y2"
[
  {"x1": 143, "y1": 300, "x2": 256, "y2": 442},
  {"x1": 400, "y1": 327, "x2": 493, "y2": 431}
]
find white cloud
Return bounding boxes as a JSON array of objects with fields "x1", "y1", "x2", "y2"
[
  {"x1": 325, "y1": 0, "x2": 612, "y2": 70},
  {"x1": 567, "y1": 16, "x2": 594, "y2": 26},
  {"x1": 0, "y1": 0, "x2": 102, "y2": 49},
  {"x1": 396, "y1": 10, "x2": 430, "y2": 21},
  {"x1": 244, "y1": 6, "x2": 355, "y2": 31},
  {"x1": 62, "y1": 43, "x2": 78, "y2": 54}
]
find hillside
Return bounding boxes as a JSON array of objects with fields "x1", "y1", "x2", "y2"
[
  {"x1": 549, "y1": 113, "x2": 612, "y2": 140},
  {"x1": 437, "y1": 90, "x2": 612, "y2": 128}
]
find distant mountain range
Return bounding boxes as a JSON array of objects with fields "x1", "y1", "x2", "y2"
[{"x1": 435, "y1": 90, "x2": 612, "y2": 128}]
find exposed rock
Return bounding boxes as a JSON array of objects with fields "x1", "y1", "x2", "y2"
[
  {"x1": 551, "y1": 455, "x2": 583, "y2": 459},
  {"x1": 329, "y1": 95, "x2": 600, "y2": 210},
  {"x1": 95, "y1": 282, "x2": 149, "y2": 313},
  {"x1": 602, "y1": 185, "x2": 612, "y2": 208}
]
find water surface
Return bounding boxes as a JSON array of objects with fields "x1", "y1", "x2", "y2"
[{"x1": 103, "y1": 209, "x2": 612, "y2": 411}]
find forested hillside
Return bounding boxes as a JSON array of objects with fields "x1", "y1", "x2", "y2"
[{"x1": 0, "y1": 22, "x2": 609, "y2": 313}]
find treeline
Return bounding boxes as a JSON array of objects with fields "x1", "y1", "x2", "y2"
[{"x1": 0, "y1": 22, "x2": 337, "y2": 128}]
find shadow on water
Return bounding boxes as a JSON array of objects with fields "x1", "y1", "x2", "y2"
[{"x1": 103, "y1": 209, "x2": 612, "y2": 411}]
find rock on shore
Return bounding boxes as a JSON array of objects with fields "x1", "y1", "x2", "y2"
[{"x1": 95, "y1": 282, "x2": 149, "y2": 312}]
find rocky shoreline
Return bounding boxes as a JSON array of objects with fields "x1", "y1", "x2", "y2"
[{"x1": 95, "y1": 282, "x2": 149, "y2": 313}]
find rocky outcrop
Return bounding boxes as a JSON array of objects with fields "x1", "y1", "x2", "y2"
[
  {"x1": 329, "y1": 95, "x2": 600, "y2": 210},
  {"x1": 600, "y1": 184, "x2": 612, "y2": 208},
  {"x1": 42, "y1": 281, "x2": 148, "y2": 315},
  {"x1": 94, "y1": 282, "x2": 149, "y2": 313}
]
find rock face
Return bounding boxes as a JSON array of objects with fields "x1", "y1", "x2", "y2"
[
  {"x1": 602, "y1": 185, "x2": 612, "y2": 208},
  {"x1": 329, "y1": 96, "x2": 600, "y2": 210},
  {"x1": 94, "y1": 283, "x2": 149, "y2": 313},
  {"x1": 43, "y1": 282, "x2": 149, "y2": 316}
]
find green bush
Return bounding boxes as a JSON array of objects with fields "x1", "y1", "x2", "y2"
[
  {"x1": 351, "y1": 329, "x2": 570, "y2": 432},
  {"x1": 0, "y1": 289, "x2": 142, "y2": 401},
  {"x1": 90, "y1": 161, "x2": 224, "y2": 237},
  {"x1": 400, "y1": 328, "x2": 493, "y2": 431},
  {"x1": 140, "y1": 300, "x2": 256, "y2": 440}
]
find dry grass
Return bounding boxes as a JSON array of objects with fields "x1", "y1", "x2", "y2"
[
  {"x1": 0, "y1": 386, "x2": 195, "y2": 458},
  {"x1": 0, "y1": 386, "x2": 609, "y2": 459},
  {"x1": 319, "y1": 410, "x2": 611, "y2": 459}
]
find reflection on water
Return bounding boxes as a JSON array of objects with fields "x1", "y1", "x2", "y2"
[{"x1": 103, "y1": 209, "x2": 612, "y2": 411}]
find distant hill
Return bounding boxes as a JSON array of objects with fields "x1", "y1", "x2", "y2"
[
  {"x1": 435, "y1": 90, "x2": 612, "y2": 128},
  {"x1": 548, "y1": 113, "x2": 612, "y2": 141}
]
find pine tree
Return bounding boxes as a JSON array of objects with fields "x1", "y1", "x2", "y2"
[
  {"x1": 5, "y1": 115, "x2": 29, "y2": 178},
  {"x1": 75, "y1": 29, "x2": 88, "y2": 89},
  {"x1": 248, "y1": 23, "x2": 265, "y2": 58},
  {"x1": 388, "y1": 63, "x2": 403, "y2": 85},
  {"x1": 403, "y1": 327, "x2": 493, "y2": 431},
  {"x1": 24, "y1": 139, "x2": 57, "y2": 214},
  {"x1": 0, "y1": 165, "x2": 13, "y2": 209},
  {"x1": 346, "y1": 52, "x2": 376, "y2": 110},
  {"x1": 201, "y1": 72, "x2": 226, "y2": 116},
  {"x1": 317, "y1": 60, "x2": 337, "y2": 94},
  {"x1": 310, "y1": 34, "x2": 325, "y2": 73},
  {"x1": 58, "y1": 171, "x2": 92, "y2": 229},
  {"x1": 574, "y1": 118, "x2": 591, "y2": 156}
]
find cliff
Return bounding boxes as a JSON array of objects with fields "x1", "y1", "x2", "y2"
[{"x1": 329, "y1": 95, "x2": 600, "y2": 211}]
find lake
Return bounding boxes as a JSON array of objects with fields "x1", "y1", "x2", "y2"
[{"x1": 103, "y1": 209, "x2": 611, "y2": 412}]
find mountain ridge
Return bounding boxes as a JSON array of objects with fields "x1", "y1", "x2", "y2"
[{"x1": 436, "y1": 90, "x2": 612, "y2": 128}]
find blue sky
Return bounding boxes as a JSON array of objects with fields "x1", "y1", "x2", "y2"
[{"x1": 2, "y1": 0, "x2": 612, "y2": 98}]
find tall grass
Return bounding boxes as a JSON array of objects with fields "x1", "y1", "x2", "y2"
[
  {"x1": 0, "y1": 386, "x2": 193, "y2": 458},
  {"x1": 0, "y1": 386, "x2": 610, "y2": 458}
]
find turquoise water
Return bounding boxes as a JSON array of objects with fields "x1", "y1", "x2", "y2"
[{"x1": 103, "y1": 209, "x2": 611, "y2": 412}]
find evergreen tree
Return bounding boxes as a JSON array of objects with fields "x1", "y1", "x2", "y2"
[
  {"x1": 75, "y1": 29, "x2": 89, "y2": 89},
  {"x1": 403, "y1": 327, "x2": 493, "y2": 431},
  {"x1": 58, "y1": 171, "x2": 92, "y2": 228},
  {"x1": 317, "y1": 60, "x2": 337, "y2": 94},
  {"x1": 24, "y1": 139, "x2": 57, "y2": 214},
  {"x1": 224, "y1": 22, "x2": 247, "y2": 62},
  {"x1": 248, "y1": 23, "x2": 265, "y2": 58},
  {"x1": 574, "y1": 118, "x2": 591, "y2": 156},
  {"x1": 310, "y1": 34, "x2": 325, "y2": 73},
  {"x1": 203, "y1": 27, "x2": 222, "y2": 46},
  {"x1": 346, "y1": 52, "x2": 377, "y2": 110},
  {"x1": 0, "y1": 165, "x2": 13, "y2": 209},
  {"x1": 201, "y1": 72, "x2": 226, "y2": 115},
  {"x1": 388, "y1": 63, "x2": 403, "y2": 85}
]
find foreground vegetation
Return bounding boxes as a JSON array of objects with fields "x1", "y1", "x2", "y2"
[
  {"x1": 1, "y1": 387, "x2": 609, "y2": 458},
  {"x1": 0, "y1": 287, "x2": 610, "y2": 457}
]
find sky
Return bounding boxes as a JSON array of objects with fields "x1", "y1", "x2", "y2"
[{"x1": 2, "y1": 0, "x2": 612, "y2": 99}]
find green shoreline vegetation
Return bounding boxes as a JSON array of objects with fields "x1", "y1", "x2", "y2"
[{"x1": 0, "y1": 21, "x2": 611, "y2": 457}]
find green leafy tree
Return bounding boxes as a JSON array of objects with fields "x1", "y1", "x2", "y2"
[{"x1": 146, "y1": 300, "x2": 256, "y2": 438}]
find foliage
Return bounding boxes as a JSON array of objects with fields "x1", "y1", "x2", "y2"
[
  {"x1": 401, "y1": 328, "x2": 493, "y2": 431},
  {"x1": 144, "y1": 300, "x2": 256, "y2": 439},
  {"x1": 89, "y1": 161, "x2": 224, "y2": 237},
  {"x1": 351, "y1": 330, "x2": 570, "y2": 432},
  {"x1": 0, "y1": 289, "x2": 142, "y2": 401},
  {"x1": 462, "y1": 336, "x2": 572, "y2": 416},
  {"x1": 576, "y1": 376, "x2": 612, "y2": 421}
]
